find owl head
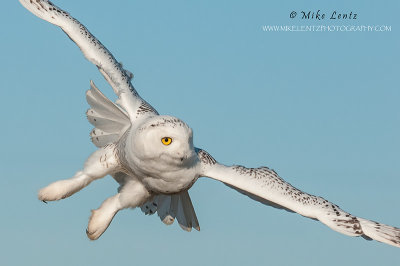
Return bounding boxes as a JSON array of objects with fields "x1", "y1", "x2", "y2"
[{"x1": 130, "y1": 115, "x2": 196, "y2": 169}]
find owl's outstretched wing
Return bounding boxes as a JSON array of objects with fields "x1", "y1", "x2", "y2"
[
  {"x1": 86, "y1": 81, "x2": 130, "y2": 147},
  {"x1": 196, "y1": 148, "x2": 400, "y2": 248},
  {"x1": 19, "y1": 0, "x2": 158, "y2": 121}
]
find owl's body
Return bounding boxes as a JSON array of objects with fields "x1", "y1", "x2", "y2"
[
  {"x1": 87, "y1": 82, "x2": 200, "y2": 194},
  {"x1": 118, "y1": 116, "x2": 200, "y2": 195},
  {"x1": 19, "y1": 0, "x2": 400, "y2": 247}
]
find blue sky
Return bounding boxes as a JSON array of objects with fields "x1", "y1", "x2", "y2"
[{"x1": 1, "y1": 0, "x2": 399, "y2": 265}]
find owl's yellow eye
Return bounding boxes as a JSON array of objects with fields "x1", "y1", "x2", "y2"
[{"x1": 161, "y1": 137, "x2": 172, "y2": 145}]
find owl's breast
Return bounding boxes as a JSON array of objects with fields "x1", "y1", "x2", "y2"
[
  {"x1": 141, "y1": 170, "x2": 199, "y2": 194},
  {"x1": 119, "y1": 146, "x2": 200, "y2": 194}
]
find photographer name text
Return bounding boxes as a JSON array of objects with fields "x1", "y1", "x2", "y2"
[{"x1": 290, "y1": 10, "x2": 357, "y2": 20}]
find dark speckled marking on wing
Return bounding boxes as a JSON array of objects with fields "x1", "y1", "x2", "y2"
[
  {"x1": 232, "y1": 165, "x2": 317, "y2": 205},
  {"x1": 195, "y1": 148, "x2": 216, "y2": 165},
  {"x1": 72, "y1": 18, "x2": 137, "y2": 95},
  {"x1": 23, "y1": 0, "x2": 152, "y2": 119},
  {"x1": 228, "y1": 165, "x2": 368, "y2": 236},
  {"x1": 29, "y1": 1, "x2": 131, "y2": 86},
  {"x1": 136, "y1": 101, "x2": 159, "y2": 117},
  {"x1": 200, "y1": 151, "x2": 400, "y2": 246}
]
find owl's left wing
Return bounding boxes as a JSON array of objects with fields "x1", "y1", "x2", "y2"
[
  {"x1": 19, "y1": 0, "x2": 157, "y2": 121},
  {"x1": 196, "y1": 148, "x2": 400, "y2": 248}
]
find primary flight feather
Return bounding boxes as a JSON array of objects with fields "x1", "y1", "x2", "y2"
[{"x1": 19, "y1": 0, "x2": 400, "y2": 247}]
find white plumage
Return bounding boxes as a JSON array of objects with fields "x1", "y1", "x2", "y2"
[
  {"x1": 86, "y1": 81, "x2": 130, "y2": 147},
  {"x1": 19, "y1": 0, "x2": 400, "y2": 247}
]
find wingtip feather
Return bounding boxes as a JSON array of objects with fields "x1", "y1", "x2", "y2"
[{"x1": 359, "y1": 218, "x2": 400, "y2": 248}]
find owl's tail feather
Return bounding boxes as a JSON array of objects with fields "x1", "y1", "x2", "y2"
[
  {"x1": 141, "y1": 190, "x2": 200, "y2": 231},
  {"x1": 86, "y1": 81, "x2": 130, "y2": 147}
]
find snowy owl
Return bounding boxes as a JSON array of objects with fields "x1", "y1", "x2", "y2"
[{"x1": 19, "y1": 0, "x2": 400, "y2": 247}]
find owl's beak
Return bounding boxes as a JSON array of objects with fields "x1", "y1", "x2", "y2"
[{"x1": 177, "y1": 150, "x2": 196, "y2": 164}]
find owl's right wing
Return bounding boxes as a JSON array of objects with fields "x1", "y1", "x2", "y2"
[
  {"x1": 196, "y1": 148, "x2": 400, "y2": 248},
  {"x1": 19, "y1": 0, "x2": 158, "y2": 122},
  {"x1": 85, "y1": 81, "x2": 130, "y2": 147}
]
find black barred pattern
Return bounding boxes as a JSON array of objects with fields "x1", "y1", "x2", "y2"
[
  {"x1": 230, "y1": 165, "x2": 368, "y2": 236},
  {"x1": 233, "y1": 165, "x2": 279, "y2": 179},
  {"x1": 332, "y1": 217, "x2": 362, "y2": 234},
  {"x1": 30, "y1": 0, "x2": 138, "y2": 96},
  {"x1": 196, "y1": 149, "x2": 216, "y2": 165},
  {"x1": 233, "y1": 165, "x2": 287, "y2": 188},
  {"x1": 370, "y1": 220, "x2": 400, "y2": 245},
  {"x1": 136, "y1": 101, "x2": 158, "y2": 116},
  {"x1": 139, "y1": 117, "x2": 187, "y2": 132},
  {"x1": 73, "y1": 18, "x2": 136, "y2": 93},
  {"x1": 232, "y1": 165, "x2": 324, "y2": 205}
]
